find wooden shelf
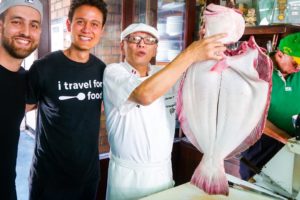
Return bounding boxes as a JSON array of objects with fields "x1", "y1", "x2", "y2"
[
  {"x1": 244, "y1": 25, "x2": 300, "y2": 36},
  {"x1": 241, "y1": 24, "x2": 300, "y2": 48}
]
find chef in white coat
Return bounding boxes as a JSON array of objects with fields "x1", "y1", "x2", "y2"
[{"x1": 103, "y1": 23, "x2": 226, "y2": 200}]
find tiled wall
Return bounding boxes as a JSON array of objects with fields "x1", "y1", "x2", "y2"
[
  {"x1": 51, "y1": 0, "x2": 123, "y2": 154},
  {"x1": 50, "y1": 0, "x2": 70, "y2": 20}
]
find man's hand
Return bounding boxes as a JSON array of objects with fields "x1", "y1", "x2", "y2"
[
  {"x1": 129, "y1": 33, "x2": 227, "y2": 106},
  {"x1": 183, "y1": 33, "x2": 227, "y2": 63}
]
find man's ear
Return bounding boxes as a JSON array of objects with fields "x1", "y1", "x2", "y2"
[
  {"x1": 120, "y1": 41, "x2": 125, "y2": 54},
  {"x1": 66, "y1": 19, "x2": 71, "y2": 32}
]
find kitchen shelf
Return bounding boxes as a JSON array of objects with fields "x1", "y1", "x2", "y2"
[
  {"x1": 159, "y1": 34, "x2": 183, "y2": 40},
  {"x1": 241, "y1": 24, "x2": 300, "y2": 48},
  {"x1": 160, "y1": 2, "x2": 185, "y2": 11},
  {"x1": 156, "y1": 0, "x2": 186, "y2": 63},
  {"x1": 244, "y1": 24, "x2": 300, "y2": 36}
]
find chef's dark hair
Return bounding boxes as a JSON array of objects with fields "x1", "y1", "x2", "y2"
[{"x1": 68, "y1": 0, "x2": 107, "y2": 27}]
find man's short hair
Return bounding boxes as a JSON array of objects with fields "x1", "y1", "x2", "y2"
[{"x1": 68, "y1": 0, "x2": 107, "y2": 27}]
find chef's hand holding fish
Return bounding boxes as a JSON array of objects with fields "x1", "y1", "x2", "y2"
[
  {"x1": 131, "y1": 33, "x2": 227, "y2": 105},
  {"x1": 182, "y1": 33, "x2": 227, "y2": 63}
]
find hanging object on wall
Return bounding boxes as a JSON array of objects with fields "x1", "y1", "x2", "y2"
[
  {"x1": 270, "y1": 0, "x2": 290, "y2": 24},
  {"x1": 196, "y1": 0, "x2": 206, "y2": 6},
  {"x1": 244, "y1": 7, "x2": 257, "y2": 26},
  {"x1": 198, "y1": 0, "x2": 207, "y2": 34},
  {"x1": 237, "y1": 3, "x2": 248, "y2": 15},
  {"x1": 277, "y1": 0, "x2": 287, "y2": 21}
]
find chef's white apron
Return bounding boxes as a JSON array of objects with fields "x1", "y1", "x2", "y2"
[{"x1": 106, "y1": 154, "x2": 174, "y2": 200}]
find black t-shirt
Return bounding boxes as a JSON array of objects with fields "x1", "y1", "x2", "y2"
[
  {"x1": 0, "y1": 65, "x2": 26, "y2": 196},
  {"x1": 27, "y1": 51, "x2": 106, "y2": 185}
]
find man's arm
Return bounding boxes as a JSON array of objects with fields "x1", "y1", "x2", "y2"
[
  {"x1": 264, "y1": 120, "x2": 291, "y2": 144},
  {"x1": 129, "y1": 33, "x2": 227, "y2": 106}
]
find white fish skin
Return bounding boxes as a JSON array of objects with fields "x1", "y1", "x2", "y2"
[
  {"x1": 204, "y1": 3, "x2": 245, "y2": 44},
  {"x1": 177, "y1": 37, "x2": 272, "y2": 195}
]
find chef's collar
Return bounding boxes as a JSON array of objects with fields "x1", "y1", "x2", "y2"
[{"x1": 124, "y1": 60, "x2": 153, "y2": 77}]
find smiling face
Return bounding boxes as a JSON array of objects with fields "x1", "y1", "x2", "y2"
[
  {"x1": 121, "y1": 31, "x2": 157, "y2": 69},
  {"x1": 67, "y1": 5, "x2": 104, "y2": 51},
  {"x1": 0, "y1": 6, "x2": 42, "y2": 59}
]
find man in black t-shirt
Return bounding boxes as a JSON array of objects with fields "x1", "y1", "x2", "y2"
[
  {"x1": 0, "y1": 0, "x2": 43, "y2": 200},
  {"x1": 26, "y1": 1, "x2": 107, "y2": 200}
]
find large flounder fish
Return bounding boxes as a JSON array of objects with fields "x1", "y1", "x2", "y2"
[{"x1": 176, "y1": 4, "x2": 273, "y2": 196}]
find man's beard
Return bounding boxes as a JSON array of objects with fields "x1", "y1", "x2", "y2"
[{"x1": 1, "y1": 34, "x2": 38, "y2": 59}]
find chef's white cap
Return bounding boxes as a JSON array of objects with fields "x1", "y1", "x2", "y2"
[
  {"x1": 0, "y1": 0, "x2": 43, "y2": 21},
  {"x1": 121, "y1": 23, "x2": 159, "y2": 41}
]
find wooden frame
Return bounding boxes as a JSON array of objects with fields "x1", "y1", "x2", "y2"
[
  {"x1": 184, "y1": 0, "x2": 196, "y2": 48},
  {"x1": 38, "y1": 0, "x2": 51, "y2": 58},
  {"x1": 122, "y1": 0, "x2": 135, "y2": 31},
  {"x1": 121, "y1": 0, "x2": 197, "y2": 49}
]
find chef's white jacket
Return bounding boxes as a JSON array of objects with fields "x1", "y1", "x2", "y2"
[{"x1": 103, "y1": 61, "x2": 177, "y2": 200}]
